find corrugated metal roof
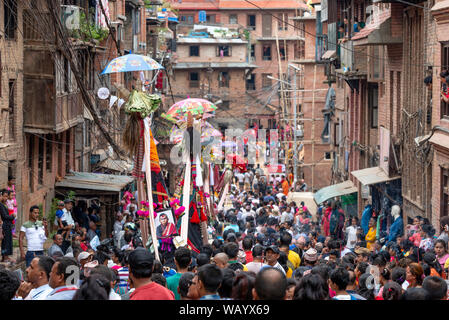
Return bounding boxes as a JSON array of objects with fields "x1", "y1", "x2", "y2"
[
  {"x1": 291, "y1": 15, "x2": 317, "y2": 20},
  {"x1": 351, "y1": 166, "x2": 400, "y2": 186},
  {"x1": 314, "y1": 180, "x2": 357, "y2": 204},
  {"x1": 55, "y1": 171, "x2": 134, "y2": 192},
  {"x1": 173, "y1": 62, "x2": 258, "y2": 69},
  {"x1": 98, "y1": 159, "x2": 133, "y2": 173},
  {"x1": 177, "y1": 38, "x2": 247, "y2": 44}
]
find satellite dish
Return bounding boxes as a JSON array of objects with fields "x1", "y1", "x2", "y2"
[{"x1": 97, "y1": 87, "x2": 110, "y2": 100}]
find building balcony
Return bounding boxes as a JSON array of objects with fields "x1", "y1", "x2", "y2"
[
  {"x1": 335, "y1": 40, "x2": 367, "y2": 79},
  {"x1": 351, "y1": 12, "x2": 402, "y2": 46},
  {"x1": 23, "y1": 90, "x2": 84, "y2": 134},
  {"x1": 23, "y1": 37, "x2": 85, "y2": 134}
]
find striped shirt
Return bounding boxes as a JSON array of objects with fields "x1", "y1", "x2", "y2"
[{"x1": 115, "y1": 266, "x2": 130, "y2": 295}]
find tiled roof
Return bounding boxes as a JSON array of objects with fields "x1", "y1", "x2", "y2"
[
  {"x1": 219, "y1": 0, "x2": 308, "y2": 10},
  {"x1": 351, "y1": 10, "x2": 391, "y2": 41},
  {"x1": 170, "y1": 1, "x2": 220, "y2": 10}
]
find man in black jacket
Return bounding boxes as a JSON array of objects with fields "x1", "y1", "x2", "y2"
[{"x1": 0, "y1": 189, "x2": 15, "y2": 263}]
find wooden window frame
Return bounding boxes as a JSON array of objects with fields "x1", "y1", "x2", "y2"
[
  {"x1": 246, "y1": 73, "x2": 256, "y2": 91},
  {"x1": 189, "y1": 45, "x2": 200, "y2": 57},
  {"x1": 189, "y1": 72, "x2": 200, "y2": 88},
  {"x1": 369, "y1": 83, "x2": 379, "y2": 128},
  {"x1": 247, "y1": 15, "x2": 256, "y2": 30},
  {"x1": 368, "y1": 45, "x2": 385, "y2": 82},
  {"x1": 38, "y1": 137, "x2": 44, "y2": 185},
  {"x1": 206, "y1": 14, "x2": 216, "y2": 24},
  {"x1": 216, "y1": 45, "x2": 232, "y2": 57},
  {"x1": 279, "y1": 43, "x2": 287, "y2": 61},
  {"x1": 262, "y1": 44, "x2": 272, "y2": 61},
  {"x1": 278, "y1": 13, "x2": 288, "y2": 30},
  {"x1": 441, "y1": 43, "x2": 449, "y2": 118},
  {"x1": 4, "y1": 0, "x2": 17, "y2": 40},
  {"x1": 46, "y1": 134, "x2": 52, "y2": 171},
  {"x1": 262, "y1": 73, "x2": 272, "y2": 89},
  {"x1": 229, "y1": 14, "x2": 238, "y2": 24},
  {"x1": 218, "y1": 71, "x2": 230, "y2": 88},
  {"x1": 8, "y1": 79, "x2": 16, "y2": 142},
  {"x1": 442, "y1": 168, "x2": 449, "y2": 218}
]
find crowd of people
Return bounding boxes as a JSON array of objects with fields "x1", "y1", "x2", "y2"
[{"x1": 1, "y1": 165, "x2": 449, "y2": 301}]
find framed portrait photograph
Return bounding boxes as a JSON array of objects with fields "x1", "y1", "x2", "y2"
[{"x1": 155, "y1": 209, "x2": 177, "y2": 239}]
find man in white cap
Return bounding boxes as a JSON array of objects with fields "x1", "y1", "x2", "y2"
[
  {"x1": 78, "y1": 251, "x2": 92, "y2": 266},
  {"x1": 303, "y1": 248, "x2": 318, "y2": 268}
]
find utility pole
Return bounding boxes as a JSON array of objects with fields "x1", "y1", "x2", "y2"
[
  {"x1": 293, "y1": 67, "x2": 298, "y2": 183},
  {"x1": 275, "y1": 29, "x2": 285, "y2": 118},
  {"x1": 311, "y1": 64, "x2": 317, "y2": 191}
]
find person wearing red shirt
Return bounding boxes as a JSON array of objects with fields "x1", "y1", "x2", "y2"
[
  {"x1": 242, "y1": 237, "x2": 253, "y2": 263},
  {"x1": 128, "y1": 248, "x2": 175, "y2": 300}
]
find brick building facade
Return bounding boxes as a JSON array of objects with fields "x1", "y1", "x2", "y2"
[
  {"x1": 316, "y1": 0, "x2": 449, "y2": 231},
  {"x1": 290, "y1": 11, "x2": 333, "y2": 191},
  {"x1": 168, "y1": 0, "x2": 305, "y2": 131}
]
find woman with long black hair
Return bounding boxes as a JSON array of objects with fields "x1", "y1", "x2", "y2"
[{"x1": 422, "y1": 251, "x2": 446, "y2": 278}]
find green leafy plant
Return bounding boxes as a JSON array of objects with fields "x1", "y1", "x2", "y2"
[
  {"x1": 48, "y1": 191, "x2": 75, "y2": 231},
  {"x1": 72, "y1": 11, "x2": 109, "y2": 42},
  {"x1": 243, "y1": 29, "x2": 251, "y2": 41},
  {"x1": 38, "y1": 204, "x2": 44, "y2": 220},
  {"x1": 48, "y1": 198, "x2": 61, "y2": 231},
  {"x1": 67, "y1": 190, "x2": 76, "y2": 200},
  {"x1": 144, "y1": 0, "x2": 163, "y2": 8}
]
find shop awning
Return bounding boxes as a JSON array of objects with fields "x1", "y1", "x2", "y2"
[
  {"x1": 351, "y1": 166, "x2": 400, "y2": 186},
  {"x1": 314, "y1": 180, "x2": 357, "y2": 204},
  {"x1": 55, "y1": 171, "x2": 133, "y2": 192},
  {"x1": 321, "y1": 50, "x2": 336, "y2": 60}
]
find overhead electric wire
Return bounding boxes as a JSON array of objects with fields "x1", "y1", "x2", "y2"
[{"x1": 241, "y1": 0, "x2": 443, "y2": 69}]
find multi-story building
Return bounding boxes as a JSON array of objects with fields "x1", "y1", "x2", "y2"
[
  {"x1": 314, "y1": 0, "x2": 449, "y2": 231},
  {"x1": 289, "y1": 7, "x2": 333, "y2": 191},
  {"x1": 217, "y1": 0, "x2": 307, "y2": 109},
  {"x1": 20, "y1": 0, "x2": 106, "y2": 225},
  {"x1": 427, "y1": 0, "x2": 449, "y2": 225},
  {"x1": 170, "y1": 24, "x2": 259, "y2": 130},
  {"x1": 168, "y1": 0, "x2": 305, "y2": 130},
  {"x1": 0, "y1": 0, "x2": 24, "y2": 220}
]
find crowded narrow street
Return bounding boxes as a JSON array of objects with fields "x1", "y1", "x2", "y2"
[{"x1": 0, "y1": 0, "x2": 449, "y2": 305}]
